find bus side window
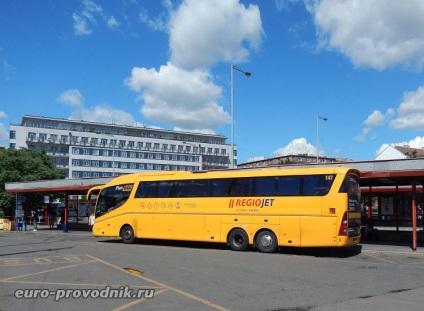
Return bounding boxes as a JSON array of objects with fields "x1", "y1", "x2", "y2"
[
  {"x1": 276, "y1": 176, "x2": 300, "y2": 196},
  {"x1": 135, "y1": 182, "x2": 157, "y2": 198},
  {"x1": 303, "y1": 175, "x2": 334, "y2": 196}
]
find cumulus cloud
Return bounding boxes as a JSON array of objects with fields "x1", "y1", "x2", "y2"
[
  {"x1": 57, "y1": 89, "x2": 84, "y2": 107},
  {"x1": 125, "y1": 63, "x2": 229, "y2": 130},
  {"x1": 0, "y1": 111, "x2": 7, "y2": 119},
  {"x1": 355, "y1": 108, "x2": 394, "y2": 141},
  {"x1": 390, "y1": 86, "x2": 424, "y2": 130},
  {"x1": 307, "y1": 0, "x2": 424, "y2": 70},
  {"x1": 169, "y1": 0, "x2": 263, "y2": 70},
  {"x1": 126, "y1": 0, "x2": 264, "y2": 132},
  {"x1": 273, "y1": 138, "x2": 318, "y2": 157}
]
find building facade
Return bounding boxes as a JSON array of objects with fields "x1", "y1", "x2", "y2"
[{"x1": 9, "y1": 116, "x2": 234, "y2": 178}]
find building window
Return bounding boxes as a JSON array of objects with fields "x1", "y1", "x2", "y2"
[
  {"x1": 148, "y1": 153, "x2": 153, "y2": 159},
  {"x1": 162, "y1": 144, "x2": 168, "y2": 151},
  {"x1": 128, "y1": 141, "x2": 135, "y2": 148},
  {"x1": 50, "y1": 134, "x2": 57, "y2": 142},
  {"x1": 61, "y1": 135, "x2": 68, "y2": 143},
  {"x1": 164, "y1": 154, "x2": 169, "y2": 160},
  {"x1": 156, "y1": 154, "x2": 161, "y2": 160},
  {"x1": 72, "y1": 148, "x2": 80, "y2": 155},
  {"x1": 119, "y1": 140, "x2": 126, "y2": 148},
  {"x1": 146, "y1": 143, "x2": 151, "y2": 150},
  {"x1": 137, "y1": 142, "x2": 143, "y2": 149},
  {"x1": 154, "y1": 143, "x2": 160, "y2": 150},
  {"x1": 147, "y1": 164, "x2": 153, "y2": 170},
  {"x1": 139, "y1": 163, "x2": 145, "y2": 169},
  {"x1": 9, "y1": 130, "x2": 16, "y2": 139},
  {"x1": 9, "y1": 143, "x2": 16, "y2": 149},
  {"x1": 155, "y1": 165, "x2": 161, "y2": 170},
  {"x1": 121, "y1": 151, "x2": 127, "y2": 157}
]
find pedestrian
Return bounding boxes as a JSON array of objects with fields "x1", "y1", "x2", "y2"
[
  {"x1": 89, "y1": 212, "x2": 95, "y2": 226},
  {"x1": 32, "y1": 209, "x2": 38, "y2": 231}
]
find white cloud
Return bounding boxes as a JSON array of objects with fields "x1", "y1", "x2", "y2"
[
  {"x1": 57, "y1": 89, "x2": 84, "y2": 107},
  {"x1": 247, "y1": 155, "x2": 266, "y2": 162},
  {"x1": 364, "y1": 108, "x2": 394, "y2": 127},
  {"x1": 126, "y1": 0, "x2": 263, "y2": 132},
  {"x1": 107, "y1": 16, "x2": 119, "y2": 29},
  {"x1": 70, "y1": 105, "x2": 135, "y2": 126},
  {"x1": 390, "y1": 86, "x2": 424, "y2": 130},
  {"x1": 169, "y1": 0, "x2": 263, "y2": 70},
  {"x1": 307, "y1": 0, "x2": 424, "y2": 70},
  {"x1": 125, "y1": 63, "x2": 228, "y2": 130},
  {"x1": 73, "y1": 0, "x2": 120, "y2": 35},
  {"x1": 353, "y1": 127, "x2": 371, "y2": 142},
  {"x1": 0, "y1": 111, "x2": 8, "y2": 118},
  {"x1": 273, "y1": 138, "x2": 318, "y2": 157}
]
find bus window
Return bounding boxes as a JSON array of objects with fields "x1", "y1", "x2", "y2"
[
  {"x1": 135, "y1": 181, "x2": 157, "y2": 198},
  {"x1": 254, "y1": 177, "x2": 276, "y2": 196},
  {"x1": 174, "y1": 179, "x2": 209, "y2": 197},
  {"x1": 96, "y1": 183, "x2": 133, "y2": 217},
  {"x1": 303, "y1": 175, "x2": 335, "y2": 196},
  {"x1": 276, "y1": 176, "x2": 301, "y2": 196},
  {"x1": 229, "y1": 178, "x2": 252, "y2": 196},
  {"x1": 210, "y1": 178, "x2": 233, "y2": 197}
]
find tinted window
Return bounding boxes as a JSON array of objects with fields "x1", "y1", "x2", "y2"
[
  {"x1": 210, "y1": 178, "x2": 233, "y2": 197},
  {"x1": 157, "y1": 181, "x2": 175, "y2": 198},
  {"x1": 229, "y1": 178, "x2": 252, "y2": 196},
  {"x1": 135, "y1": 181, "x2": 157, "y2": 198},
  {"x1": 302, "y1": 175, "x2": 334, "y2": 196},
  {"x1": 174, "y1": 179, "x2": 209, "y2": 197},
  {"x1": 254, "y1": 177, "x2": 276, "y2": 196},
  {"x1": 276, "y1": 176, "x2": 301, "y2": 195}
]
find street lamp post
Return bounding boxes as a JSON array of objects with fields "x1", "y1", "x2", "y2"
[
  {"x1": 231, "y1": 64, "x2": 251, "y2": 169},
  {"x1": 316, "y1": 115, "x2": 327, "y2": 162}
]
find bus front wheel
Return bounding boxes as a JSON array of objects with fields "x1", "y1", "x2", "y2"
[
  {"x1": 255, "y1": 230, "x2": 278, "y2": 253},
  {"x1": 228, "y1": 229, "x2": 249, "y2": 251},
  {"x1": 121, "y1": 225, "x2": 135, "y2": 244}
]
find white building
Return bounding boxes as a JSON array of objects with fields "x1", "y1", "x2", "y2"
[
  {"x1": 9, "y1": 116, "x2": 234, "y2": 178},
  {"x1": 375, "y1": 145, "x2": 424, "y2": 161}
]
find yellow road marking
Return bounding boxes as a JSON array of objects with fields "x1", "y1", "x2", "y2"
[
  {"x1": 113, "y1": 288, "x2": 169, "y2": 311},
  {"x1": 87, "y1": 255, "x2": 231, "y2": 311},
  {"x1": 0, "y1": 260, "x2": 95, "y2": 282}
]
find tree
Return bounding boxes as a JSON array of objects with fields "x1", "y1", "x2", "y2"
[{"x1": 0, "y1": 147, "x2": 64, "y2": 217}]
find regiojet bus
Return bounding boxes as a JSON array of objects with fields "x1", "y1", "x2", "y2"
[{"x1": 87, "y1": 166, "x2": 361, "y2": 253}]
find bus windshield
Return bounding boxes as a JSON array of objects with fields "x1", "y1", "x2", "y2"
[{"x1": 96, "y1": 183, "x2": 134, "y2": 218}]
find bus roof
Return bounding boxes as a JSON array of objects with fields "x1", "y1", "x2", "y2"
[{"x1": 98, "y1": 166, "x2": 359, "y2": 188}]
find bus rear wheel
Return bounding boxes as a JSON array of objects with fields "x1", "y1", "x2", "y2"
[
  {"x1": 121, "y1": 225, "x2": 135, "y2": 244},
  {"x1": 255, "y1": 230, "x2": 277, "y2": 253},
  {"x1": 228, "y1": 229, "x2": 249, "y2": 251}
]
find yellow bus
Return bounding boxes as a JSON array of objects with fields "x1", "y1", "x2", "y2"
[{"x1": 88, "y1": 166, "x2": 361, "y2": 252}]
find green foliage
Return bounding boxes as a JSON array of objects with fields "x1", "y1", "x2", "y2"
[{"x1": 0, "y1": 147, "x2": 64, "y2": 216}]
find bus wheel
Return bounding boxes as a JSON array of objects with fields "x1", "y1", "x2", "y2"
[
  {"x1": 121, "y1": 225, "x2": 135, "y2": 244},
  {"x1": 255, "y1": 230, "x2": 277, "y2": 253},
  {"x1": 228, "y1": 229, "x2": 249, "y2": 251}
]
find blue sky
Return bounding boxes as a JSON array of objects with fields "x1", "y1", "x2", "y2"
[{"x1": 1, "y1": 0, "x2": 424, "y2": 164}]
